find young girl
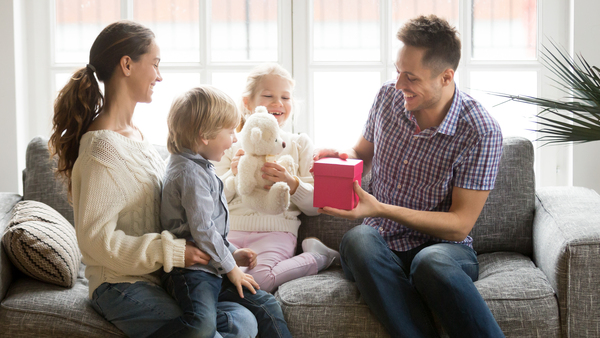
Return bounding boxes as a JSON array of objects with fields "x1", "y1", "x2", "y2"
[
  {"x1": 214, "y1": 63, "x2": 339, "y2": 293},
  {"x1": 49, "y1": 21, "x2": 257, "y2": 338}
]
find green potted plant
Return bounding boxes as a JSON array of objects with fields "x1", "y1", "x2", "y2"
[{"x1": 492, "y1": 42, "x2": 600, "y2": 145}]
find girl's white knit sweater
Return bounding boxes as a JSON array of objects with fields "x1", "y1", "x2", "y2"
[
  {"x1": 71, "y1": 131, "x2": 186, "y2": 298},
  {"x1": 214, "y1": 130, "x2": 319, "y2": 238}
]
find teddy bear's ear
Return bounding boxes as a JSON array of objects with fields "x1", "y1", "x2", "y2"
[{"x1": 251, "y1": 127, "x2": 262, "y2": 143}]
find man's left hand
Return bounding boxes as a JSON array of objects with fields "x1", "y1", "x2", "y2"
[{"x1": 318, "y1": 181, "x2": 381, "y2": 220}]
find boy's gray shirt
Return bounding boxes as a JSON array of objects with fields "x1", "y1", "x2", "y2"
[{"x1": 161, "y1": 148, "x2": 237, "y2": 276}]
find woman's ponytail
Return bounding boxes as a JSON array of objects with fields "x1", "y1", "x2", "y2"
[{"x1": 49, "y1": 65, "x2": 103, "y2": 194}]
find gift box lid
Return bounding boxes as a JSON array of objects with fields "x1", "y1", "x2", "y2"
[{"x1": 313, "y1": 158, "x2": 363, "y2": 178}]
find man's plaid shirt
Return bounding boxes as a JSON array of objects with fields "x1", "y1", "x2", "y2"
[{"x1": 362, "y1": 81, "x2": 503, "y2": 252}]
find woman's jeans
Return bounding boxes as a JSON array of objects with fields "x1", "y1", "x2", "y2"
[
  {"x1": 155, "y1": 268, "x2": 291, "y2": 338},
  {"x1": 340, "y1": 224, "x2": 505, "y2": 338},
  {"x1": 90, "y1": 280, "x2": 257, "y2": 338}
]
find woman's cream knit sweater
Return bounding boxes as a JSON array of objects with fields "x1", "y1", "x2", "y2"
[
  {"x1": 71, "y1": 131, "x2": 186, "y2": 298},
  {"x1": 214, "y1": 130, "x2": 319, "y2": 238}
]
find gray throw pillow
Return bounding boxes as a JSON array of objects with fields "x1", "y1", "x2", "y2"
[{"x1": 2, "y1": 200, "x2": 81, "y2": 288}]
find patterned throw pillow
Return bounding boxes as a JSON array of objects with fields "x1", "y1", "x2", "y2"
[{"x1": 2, "y1": 200, "x2": 81, "y2": 288}]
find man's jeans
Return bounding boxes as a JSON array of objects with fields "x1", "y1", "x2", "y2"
[
  {"x1": 90, "y1": 281, "x2": 257, "y2": 338},
  {"x1": 340, "y1": 224, "x2": 505, "y2": 338},
  {"x1": 155, "y1": 268, "x2": 292, "y2": 338}
]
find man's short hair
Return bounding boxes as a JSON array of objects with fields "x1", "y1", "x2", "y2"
[
  {"x1": 397, "y1": 15, "x2": 461, "y2": 75},
  {"x1": 167, "y1": 86, "x2": 240, "y2": 154}
]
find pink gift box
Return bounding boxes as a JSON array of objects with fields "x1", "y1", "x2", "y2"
[{"x1": 313, "y1": 158, "x2": 363, "y2": 210}]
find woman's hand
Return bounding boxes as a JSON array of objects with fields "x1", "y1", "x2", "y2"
[
  {"x1": 261, "y1": 162, "x2": 300, "y2": 195},
  {"x1": 184, "y1": 241, "x2": 211, "y2": 267},
  {"x1": 233, "y1": 248, "x2": 258, "y2": 269},
  {"x1": 231, "y1": 149, "x2": 245, "y2": 175},
  {"x1": 226, "y1": 266, "x2": 260, "y2": 298}
]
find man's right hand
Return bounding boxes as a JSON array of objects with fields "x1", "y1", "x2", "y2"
[{"x1": 184, "y1": 241, "x2": 211, "y2": 267}]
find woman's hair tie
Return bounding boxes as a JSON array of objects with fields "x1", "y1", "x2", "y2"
[{"x1": 86, "y1": 64, "x2": 96, "y2": 73}]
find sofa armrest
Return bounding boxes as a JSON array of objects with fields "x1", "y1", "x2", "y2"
[
  {"x1": 0, "y1": 193, "x2": 23, "y2": 302},
  {"x1": 533, "y1": 186, "x2": 600, "y2": 338}
]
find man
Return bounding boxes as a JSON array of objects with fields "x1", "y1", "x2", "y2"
[{"x1": 315, "y1": 15, "x2": 505, "y2": 337}]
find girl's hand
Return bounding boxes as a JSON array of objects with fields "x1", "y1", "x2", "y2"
[
  {"x1": 226, "y1": 266, "x2": 260, "y2": 298},
  {"x1": 231, "y1": 148, "x2": 245, "y2": 175},
  {"x1": 261, "y1": 162, "x2": 300, "y2": 194},
  {"x1": 233, "y1": 248, "x2": 258, "y2": 269},
  {"x1": 184, "y1": 241, "x2": 211, "y2": 267}
]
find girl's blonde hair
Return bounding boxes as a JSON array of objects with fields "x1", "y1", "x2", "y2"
[
  {"x1": 167, "y1": 86, "x2": 241, "y2": 154},
  {"x1": 238, "y1": 63, "x2": 296, "y2": 132}
]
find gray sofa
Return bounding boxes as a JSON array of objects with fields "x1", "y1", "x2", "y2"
[{"x1": 0, "y1": 136, "x2": 599, "y2": 337}]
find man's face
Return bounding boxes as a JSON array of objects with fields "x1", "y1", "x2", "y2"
[{"x1": 394, "y1": 45, "x2": 444, "y2": 113}]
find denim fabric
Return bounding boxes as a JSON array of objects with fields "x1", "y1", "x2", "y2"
[
  {"x1": 340, "y1": 224, "x2": 504, "y2": 338},
  {"x1": 90, "y1": 281, "x2": 257, "y2": 338},
  {"x1": 161, "y1": 268, "x2": 292, "y2": 338}
]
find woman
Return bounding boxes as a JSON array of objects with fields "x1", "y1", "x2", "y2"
[{"x1": 49, "y1": 20, "x2": 257, "y2": 338}]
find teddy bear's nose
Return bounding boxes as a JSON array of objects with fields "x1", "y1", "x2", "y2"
[{"x1": 282, "y1": 141, "x2": 286, "y2": 148}]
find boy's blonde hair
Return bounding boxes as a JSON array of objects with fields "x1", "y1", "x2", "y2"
[
  {"x1": 238, "y1": 63, "x2": 296, "y2": 132},
  {"x1": 167, "y1": 86, "x2": 240, "y2": 154}
]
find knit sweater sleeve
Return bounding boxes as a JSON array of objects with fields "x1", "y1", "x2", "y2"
[
  {"x1": 290, "y1": 133, "x2": 319, "y2": 216},
  {"x1": 72, "y1": 139, "x2": 186, "y2": 276}
]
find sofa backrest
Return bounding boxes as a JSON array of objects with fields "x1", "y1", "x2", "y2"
[
  {"x1": 470, "y1": 137, "x2": 535, "y2": 256},
  {"x1": 23, "y1": 137, "x2": 170, "y2": 226}
]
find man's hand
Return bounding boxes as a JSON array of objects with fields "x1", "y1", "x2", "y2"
[
  {"x1": 226, "y1": 266, "x2": 260, "y2": 298},
  {"x1": 231, "y1": 148, "x2": 245, "y2": 176},
  {"x1": 318, "y1": 181, "x2": 381, "y2": 220},
  {"x1": 233, "y1": 248, "x2": 258, "y2": 269},
  {"x1": 184, "y1": 241, "x2": 211, "y2": 267}
]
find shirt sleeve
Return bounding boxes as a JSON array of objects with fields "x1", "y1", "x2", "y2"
[
  {"x1": 290, "y1": 133, "x2": 319, "y2": 216},
  {"x1": 180, "y1": 169, "x2": 236, "y2": 274},
  {"x1": 73, "y1": 158, "x2": 186, "y2": 276},
  {"x1": 454, "y1": 128, "x2": 504, "y2": 191}
]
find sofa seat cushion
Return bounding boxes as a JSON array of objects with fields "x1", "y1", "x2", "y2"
[
  {"x1": 0, "y1": 274, "x2": 124, "y2": 337},
  {"x1": 275, "y1": 268, "x2": 388, "y2": 337},
  {"x1": 276, "y1": 252, "x2": 560, "y2": 338},
  {"x1": 475, "y1": 252, "x2": 560, "y2": 337}
]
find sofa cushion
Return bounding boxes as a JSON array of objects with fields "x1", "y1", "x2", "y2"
[
  {"x1": 276, "y1": 251, "x2": 560, "y2": 338},
  {"x1": 2, "y1": 200, "x2": 80, "y2": 288},
  {"x1": 23, "y1": 137, "x2": 74, "y2": 225},
  {"x1": 0, "y1": 273, "x2": 125, "y2": 337},
  {"x1": 471, "y1": 137, "x2": 535, "y2": 255}
]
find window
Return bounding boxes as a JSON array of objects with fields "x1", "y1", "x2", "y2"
[{"x1": 31, "y1": 0, "x2": 564, "y2": 184}]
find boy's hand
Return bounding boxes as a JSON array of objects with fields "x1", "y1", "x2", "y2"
[
  {"x1": 227, "y1": 266, "x2": 259, "y2": 298},
  {"x1": 233, "y1": 248, "x2": 258, "y2": 269}
]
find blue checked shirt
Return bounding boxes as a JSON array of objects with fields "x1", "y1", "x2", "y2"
[{"x1": 363, "y1": 81, "x2": 503, "y2": 252}]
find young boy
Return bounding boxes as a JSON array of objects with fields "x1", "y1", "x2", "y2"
[{"x1": 160, "y1": 86, "x2": 292, "y2": 338}]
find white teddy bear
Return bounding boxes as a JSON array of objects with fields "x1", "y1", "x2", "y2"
[{"x1": 226, "y1": 106, "x2": 296, "y2": 215}]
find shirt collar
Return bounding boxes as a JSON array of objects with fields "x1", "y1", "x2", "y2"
[
  {"x1": 436, "y1": 84, "x2": 462, "y2": 136},
  {"x1": 179, "y1": 148, "x2": 213, "y2": 168}
]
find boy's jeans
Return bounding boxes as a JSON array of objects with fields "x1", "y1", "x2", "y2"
[
  {"x1": 340, "y1": 224, "x2": 505, "y2": 338},
  {"x1": 157, "y1": 268, "x2": 292, "y2": 338},
  {"x1": 90, "y1": 281, "x2": 257, "y2": 338}
]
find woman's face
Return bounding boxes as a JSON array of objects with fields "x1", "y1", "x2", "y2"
[
  {"x1": 245, "y1": 74, "x2": 293, "y2": 127},
  {"x1": 129, "y1": 42, "x2": 163, "y2": 103}
]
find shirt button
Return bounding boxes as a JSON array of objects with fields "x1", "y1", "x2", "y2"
[
  {"x1": 403, "y1": 160, "x2": 408, "y2": 164},
  {"x1": 379, "y1": 227, "x2": 384, "y2": 232},
  {"x1": 397, "y1": 184, "x2": 401, "y2": 189}
]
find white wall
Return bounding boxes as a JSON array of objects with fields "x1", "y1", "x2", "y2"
[
  {"x1": 0, "y1": 0, "x2": 22, "y2": 194},
  {"x1": 571, "y1": 0, "x2": 600, "y2": 192}
]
